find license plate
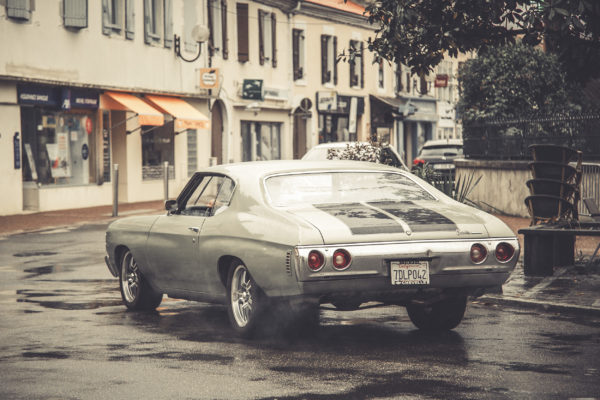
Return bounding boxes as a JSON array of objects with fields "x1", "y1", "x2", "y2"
[
  {"x1": 433, "y1": 163, "x2": 455, "y2": 170},
  {"x1": 390, "y1": 261, "x2": 430, "y2": 285}
]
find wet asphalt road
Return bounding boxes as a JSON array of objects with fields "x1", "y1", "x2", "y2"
[{"x1": 1, "y1": 223, "x2": 600, "y2": 400}]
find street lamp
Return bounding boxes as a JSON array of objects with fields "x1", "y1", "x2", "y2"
[{"x1": 174, "y1": 25, "x2": 210, "y2": 63}]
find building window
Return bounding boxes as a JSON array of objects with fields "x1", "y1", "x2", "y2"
[
  {"x1": 292, "y1": 29, "x2": 305, "y2": 81},
  {"x1": 321, "y1": 35, "x2": 337, "y2": 85},
  {"x1": 208, "y1": 0, "x2": 228, "y2": 58},
  {"x1": 236, "y1": 3, "x2": 249, "y2": 62},
  {"x1": 349, "y1": 40, "x2": 363, "y2": 88},
  {"x1": 6, "y1": 0, "x2": 33, "y2": 21},
  {"x1": 142, "y1": 124, "x2": 175, "y2": 180},
  {"x1": 64, "y1": 0, "x2": 88, "y2": 29},
  {"x1": 102, "y1": 0, "x2": 123, "y2": 34},
  {"x1": 241, "y1": 121, "x2": 281, "y2": 161},
  {"x1": 258, "y1": 10, "x2": 277, "y2": 67},
  {"x1": 377, "y1": 59, "x2": 384, "y2": 89},
  {"x1": 20, "y1": 108, "x2": 99, "y2": 186},
  {"x1": 420, "y1": 75, "x2": 429, "y2": 95},
  {"x1": 395, "y1": 63, "x2": 403, "y2": 93},
  {"x1": 144, "y1": 0, "x2": 170, "y2": 46}
]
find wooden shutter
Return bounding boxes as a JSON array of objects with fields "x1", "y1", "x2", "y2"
[
  {"x1": 321, "y1": 35, "x2": 328, "y2": 84},
  {"x1": 396, "y1": 63, "x2": 402, "y2": 92},
  {"x1": 125, "y1": 0, "x2": 135, "y2": 39},
  {"x1": 420, "y1": 75, "x2": 428, "y2": 95},
  {"x1": 64, "y1": 0, "x2": 88, "y2": 29},
  {"x1": 258, "y1": 10, "x2": 265, "y2": 65},
  {"x1": 207, "y1": 0, "x2": 214, "y2": 56},
  {"x1": 406, "y1": 73, "x2": 411, "y2": 93},
  {"x1": 349, "y1": 41, "x2": 355, "y2": 87},
  {"x1": 101, "y1": 0, "x2": 111, "y2": 35},
  {"x1": 221, "y1": 0, "x2": 228, "y2": 59},
  {"x1": 333, "y1": 36, "x2": 338, "y2": 85},
  {"x1": 236, "y1": 3, "x2": 249, "y2": 62},
  {"x1": 164, "y1": 0, "x2": 173, "y2": 48},
  {"x1": 292, "y1": 29, "x2": 300, "y2": 80},
  {"x1": 360, "y1": 42, "x2": 364, "y2": 88},
  {"x1": 271, "y1": 13, "x2": 277, "y2": 67},
  {"x1": 143, "y1": 0, "x2": 152, "y2": 44},
  {"x1": 7, "y1": 0, "x2": 32, "y2": 21}
]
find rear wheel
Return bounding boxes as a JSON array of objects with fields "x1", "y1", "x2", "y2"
[
  {"x1": 406, "y1": 296, "x2": 467, "y2": 331},
  {"x1": 119, "y1": 249, "x2": 162, "y2": 311},
  {"x1": 227, "y1": 261, "x2": 266, "y2": 337}
]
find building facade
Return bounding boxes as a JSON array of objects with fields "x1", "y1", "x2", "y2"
[{"x1": 1, "y1": 0, "x2": 464, "y2": 215}]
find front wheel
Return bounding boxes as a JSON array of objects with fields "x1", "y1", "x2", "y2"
[
  {"x1": 119, "y1": 249, "x2": 163, "y2": 311},
  {"x1": 226, "y1": 261, "x2": 266, "y2": 337},
  {"x1": 406, "y1": 296, "x2": 467, "y2": 331}
]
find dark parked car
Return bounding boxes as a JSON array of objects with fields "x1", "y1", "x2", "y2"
[{"x1": 413, "y1": 139, "x2": 463, "y2": 175}]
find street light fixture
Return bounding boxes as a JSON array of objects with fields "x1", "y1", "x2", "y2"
[{"x1": 174, "y1": 25, "x2": 210, "y2": 63}]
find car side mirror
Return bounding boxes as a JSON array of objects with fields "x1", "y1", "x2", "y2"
[{"x1": 165, "y1": 199, "x2": 178, "y2": 213}]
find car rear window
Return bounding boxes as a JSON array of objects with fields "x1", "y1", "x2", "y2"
[
  {"x1": 264, "y1": 171, "x2": 435, "y2": 207},
  {"x1": 419, "y1": 146, "x2": 462, "y2": 157}
]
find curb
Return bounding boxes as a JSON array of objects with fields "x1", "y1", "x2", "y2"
[{"x1": 476, "y1": 294, "x2": 600, "y2": 317}]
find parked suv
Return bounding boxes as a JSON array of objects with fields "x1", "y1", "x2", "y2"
[{"x1": 413, "y1": 139, "x2": 463, "y2": 175}]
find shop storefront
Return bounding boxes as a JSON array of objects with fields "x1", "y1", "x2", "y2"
[{"x1": 316, "y1": 91, "x2": 364, "y2": 143}]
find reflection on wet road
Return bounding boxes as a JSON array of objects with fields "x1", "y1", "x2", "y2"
[{"x1": 0, "y1": 224, "x2": 599, "y2": 399}]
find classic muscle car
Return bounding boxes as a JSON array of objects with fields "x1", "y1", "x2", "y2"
[{"x1": 105, "y1": 160, "x2": 519, "y2": 336}]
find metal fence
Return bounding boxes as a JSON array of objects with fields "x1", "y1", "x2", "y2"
[
  {"x1": 463, "y1": 114, "x2": 600, "y2": 161},
  {"x1": 580, "y1": 162, "x2": 600, "y2": 216}
]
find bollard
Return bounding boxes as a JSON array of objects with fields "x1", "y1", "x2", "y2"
[
  {"x1": 112, "y1": 164, "x2": 119, "y2": 217},
  {"x1": 163, "y1": 161, "x2": 169, "y2": 202}
]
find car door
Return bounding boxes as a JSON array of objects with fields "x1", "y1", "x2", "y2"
[{"x1": 144, "y1": 175, "x2": 224, "y2": 292}]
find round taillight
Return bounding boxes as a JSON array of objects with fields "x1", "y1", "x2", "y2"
[
  {"x1": 307, "y1": 250, "x2": 324, "y2": 271},
  {"x1": 495, "y1": 242, "x2": 515, "y2": 262},
  {"x1": 332, "y1": 249, "x2": 351, "y2": 270},
  {"x1": 470, "y1": 243, "x2": 487, "y2": 264}
]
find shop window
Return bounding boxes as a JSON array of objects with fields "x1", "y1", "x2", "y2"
[
  {"x1": 258, "y1": 10, "x2": 276, "y2": 67},
  {"x1": 292, "y1": 29, "x2": 305, "y2": 81},
  {"x1": 236, "y1": 3, "x2": 249, "y2": 62},
  {"x1": 349, "y1": 40, "x2": 363, "y2": 88},
  {"x1": 319, "y1": 115, "x2": 353, "y2": 143},
  {"x1": 64, "y1": 0, "x2": 88, "y2": 29},
  {"x1": 321, "y1": 35, "x2": 337, "y2": 85},
  {"x1": 241, "y1": 121, "x2": 281, "y2": 161},
  {"x1": 144, "y1": 0, "x2": 171, "y2": 47},
  {"x1": 208, "y1": 0, "x2": 228, "y2": 58},
  {"x1": 6, "y1": 0, "x2": 33, "y2": 21},
  {"x1": 21, "y1": 108, "x2": 98, "y2": 186},
  {"x1": 141, "y1": 124, "x2": 175, "y2": 180}
]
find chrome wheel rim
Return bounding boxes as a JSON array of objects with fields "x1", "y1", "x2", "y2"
[
  {"x1": 231, "y1": 265, "x2": 253, "y2": 328},
  {"x1": 121, "y1": 251, "x2": 140, "y2": 303}
]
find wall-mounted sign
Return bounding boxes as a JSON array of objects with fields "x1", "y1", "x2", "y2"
[
  {"x1": 61, "y1": 89, "x2": 99, "y2": 110},
  {"x1": 199, "y1": 68, "x2": 220, "y2": 89},
  {"x1": 434, "y1": 74, "x2": 449, "y2": 88},
  {"x1": 18, "y1": 84, "x2": 98, "y2": 109},
  {"x1": 17, "y1": 85, "x2": 59, "y2": 106},
  {"x1": 317, "y1": 91, "x2": 337, "y2": 112},
  {"x1": 263, "y1": 86, "x2": 288, "y2": 101},
  {"x1": 242, "y1": 79, "x2": 263, "y2": 100},
  {"x1": 13, "y1": 132, "x2": 21, "y2": 170}
]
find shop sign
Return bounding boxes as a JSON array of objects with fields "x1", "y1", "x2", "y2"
[
  {"x1": 199, "y1": 68, "x2": 220, "y2": 89},
  {"x1": 264, "y1": 86, "x2": 288, "y2": 101},
  {"x1": 242, "y1": 79, "x2": 263, "y2": 100},
  {"x1": 434, "y1": 74, "x2": 449, "y2": 88},
  {"x1": 61, "y1": 89, "x2": 99, "y2": 110},
  {"x1": 13, "y1": 133, "x2": 20, "y2": 169},
  {"x1": 17, "y1": 84, "x2": 59, "y2": 106},
  {"x1": 317, "y1": 91, "x2": 337, "y2": 112}
]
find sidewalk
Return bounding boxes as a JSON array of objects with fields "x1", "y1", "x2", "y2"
[{"x1": 1, "y1": 202, "x2": 599, "y2": 315}]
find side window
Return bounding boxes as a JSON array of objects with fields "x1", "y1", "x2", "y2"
[
  {"x1": 213, "y1": 178, "x2": 235, "y2": 214},
  {"x1": 182, "y1": 176, "x2": 234, "y2": 216}
]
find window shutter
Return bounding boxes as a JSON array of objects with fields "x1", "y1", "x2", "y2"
[
  {"x1": 7, "y1": 0, "x2": 32, "y2": 21},
  {"x1": 321, "y1": 35, "x2": 328, "y2": 84},
  {"x1": 396, "y1": 63, "x2": 402, "y2": 92},
  {"x1": 271, "y1": 13, "x2": 277, "y2": 68},
  {"x1": 207, "y1": 0, "x2": 214, "y2": 56},
  {"x1": 406, "y1": 73, "x2": 411, "y2": 93},
  {"x1": 333, "y1": 36, "x2": 338, "y2": 85},
  {"x1": 292, "y1": 29, "x2": 300, "y2": 80},
  {"x1": 101, "y1": 0, "x2": 111, "y2": 35},
  {"x1": 64, "y1": 0, "x2": 87, "y2": 29},
  {"x1": 420, "y1": 75, "x2": 428, "y2": 95},
  {"x1": 143, "y1": 0, "x2": 152, "y2": 44},
  {"x1": 236, "y1": 3, "x2": 249, "y2": 62},
  {"x1": 221, "y1": 0, "x2": 228, "y2": 59},
  {"x1": 360, "y1": 42, "x2": 364, "y2": 88},
  {"x1": 258, "y1": 10, "x2": 265, "y2": 65},
  {"x1": 349, "y1": 41, "x2": 355, "y2": 87},
  {"x1": 164, "y1": 0, "x2": 173, "y2": 48},
  {"x1": 125, "y1": 0, "x2": 135, "y2": 40}
]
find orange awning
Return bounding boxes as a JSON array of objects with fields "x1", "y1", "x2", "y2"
[
  {"x1": 145, "y1": 95, "x2": 210, "y2": 131},
  {"x1": 101, "y1": 92, "x2": 164, "y2": 126}
]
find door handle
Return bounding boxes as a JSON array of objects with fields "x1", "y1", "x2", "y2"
[{"x1": 188, "y1": 226, "x2": 200, "y2": 233}]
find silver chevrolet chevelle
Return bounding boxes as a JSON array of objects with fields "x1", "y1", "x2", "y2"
[{"x1": 105, "y1": 160, "x2": 519, "y2": 336}]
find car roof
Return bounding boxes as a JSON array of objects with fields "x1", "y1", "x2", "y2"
[
  {"x1": 199, "y1": 160, "x2": 402, "y2": 181},
  {"x1": 422, "y1": 139, "x2": 463, "y2": 148}
]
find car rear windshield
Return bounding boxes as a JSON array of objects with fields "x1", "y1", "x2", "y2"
[
  {"x1": 264, "y1": 171, "x2": 435, "y2": 207},
  {"x1": 419, "y1": 146, "x2": 462, "y2": 157}
]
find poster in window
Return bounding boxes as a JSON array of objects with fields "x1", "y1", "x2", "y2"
[{"x1": 48, "y1": 132, "x2": 71, "y2": 178}]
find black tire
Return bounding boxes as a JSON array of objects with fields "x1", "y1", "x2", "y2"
[
  {"x1": 119, "y1": 249, "x2": 163, "y2": 311},
  {"x1": 331, "y1": 300, "x2": 362, "y2": 311},
  {"x1": 406, "y1": 296, "x2": 467, "y2": 331},
  {"x1": 226, "y1": 261, "x2": 266, "y2": 337}
]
